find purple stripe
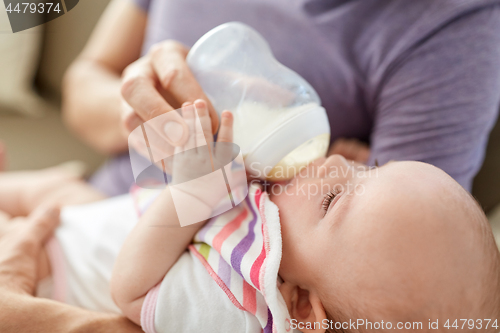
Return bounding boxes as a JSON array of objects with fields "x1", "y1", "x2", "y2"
[
  {"x1": 263, "y1": 308, "x2": 273, "y2": 333},
  {"x1": 230, "y1": 196, "x2": 257, "y2": 277},
  {"x1": 218, "y1": 257, "x2": 232, "y2": 289}
]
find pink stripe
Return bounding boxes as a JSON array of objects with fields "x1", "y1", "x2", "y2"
[
  {"x1": 189, "y1": 245, "x2": 246, "y2": 311},
  {"x1": 249, "y1": 190, "x2": 266, "y2": 290},
  {"x1": 141, "y1": 283, "x2": 161, "y2": 333},
  {"x1": 212, "y1": 209, "x2": 248, "y2": 252},
  {"x1": 254, "y1": 188, "x2": 263, "y2": 209},
  {"x1": 243, "y1": 280, "x2": 257, "y2": 315},
  {"x1": 260, "y1": 191, "x2": 282, "y2": 333},
  {"x1": 45, "y1": 237, "x2": 66, "y2": 302},
  {"x1": 258, "y1": 192, "x2": 271, "y2": 299},
  {"x1": 250, "y1": 232, "x2": 266, "y2": 290},
  {"x1": 130, "y1": 186, "x2": 142, "y2": 217}
]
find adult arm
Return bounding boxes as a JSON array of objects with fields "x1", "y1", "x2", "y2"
[
  {"x1": 369, "y1": 7, "x2": 500, "y2": 190},
  {"x1": 62, "y1": 0, "x2": 219, "y2": 155},
  {"x1": 0, "y1": 207, "x2": 142, "y2": 333},
  {"x1": 1, "y1": 295, "x2": 141, "y2": 333},
  {"x1": 62, "y1": 0, "x2": 145, "y2": 154}
]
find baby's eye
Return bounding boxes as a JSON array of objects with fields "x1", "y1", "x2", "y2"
[{"x1": 322, "y1": 188, "x2": 341, "y2": 214}]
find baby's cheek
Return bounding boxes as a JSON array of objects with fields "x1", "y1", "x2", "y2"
[
  {"x1": 281, "y1": 240, "x2": 324, "y2": 286},
  {"x1": 278, "y1": 196, "x2": 305, "y2": 222}
]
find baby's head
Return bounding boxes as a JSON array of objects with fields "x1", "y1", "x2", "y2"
[{"x1": 271, "y1": 156, "x2": 500, "y2": 332}]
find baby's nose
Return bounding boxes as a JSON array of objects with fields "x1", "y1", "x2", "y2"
[{"x1": 316, "y1": 154, "x2": 353, "y2": 177}]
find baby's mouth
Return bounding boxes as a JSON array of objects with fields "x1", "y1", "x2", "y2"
[
  {"x1": 277, "y1": 274, "x2": 284, "y2": 287},
  {"x1": 272, "y1": 179, "x2": 292, "y2": 186}
]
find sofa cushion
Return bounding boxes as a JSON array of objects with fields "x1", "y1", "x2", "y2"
[{"x1": 0, "y1": 8, "x2": 46, "y2": 116}]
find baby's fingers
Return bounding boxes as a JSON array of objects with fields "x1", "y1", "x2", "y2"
[
  {"x1": 216, "y1": 111, "x2": 233, "y2": 143},
  {"x1": 214, "y1": 111, "x2": 234, "y2": 168},
  {"x1": 181, "y1": 103, "x2": 197, "y2": 151},
  {"x1": 194, "y1": 99, "x2": 214, "y2": 146}
]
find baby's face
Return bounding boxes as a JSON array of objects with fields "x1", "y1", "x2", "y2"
[
  {"x1": 272, "y1": 156, "x2": 484, "y2": 320},
  {"x1": 272, "y1": 155, "x2": 377, "y2": 293}
]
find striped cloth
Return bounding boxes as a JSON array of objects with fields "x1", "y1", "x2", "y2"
[
  {"x1": 131, "y1": 184, "x2": 292, "y2": 333},
  {"x1": 189, "y1": 184, "x2": 291, "y2": 333}
]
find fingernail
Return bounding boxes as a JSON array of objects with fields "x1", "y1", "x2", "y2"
[
  {"x1": 164, "y1": 121, "x2": 184, "y2": 143},
  {"x1": 124, "y1": 114, "x2": 142, "y2": 131},
  {"x1": 194, "y1": 99, "x2": 205, "y2": 108}
]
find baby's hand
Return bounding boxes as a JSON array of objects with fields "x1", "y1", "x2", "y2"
[{"x1": 169, "y1": 100, "x2": 236, "y2": 224}]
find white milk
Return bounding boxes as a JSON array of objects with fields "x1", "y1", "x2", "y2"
[{"x1": 232, "y1": 102, "x2": 319, "y2": 155}]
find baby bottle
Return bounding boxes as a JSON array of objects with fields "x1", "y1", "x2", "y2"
[{"x1": 187, "y1": 22, "x2": 330, "y2": 180}]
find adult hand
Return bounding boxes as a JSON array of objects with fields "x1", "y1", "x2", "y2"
[
  {"x1": 0, "y1": 206, "x2": 143, "y2": 333},
  {"x1": 328, "y1": 138, "x2": 370, "y2": 164},
  {"x1": 0, "y1": 205, "x2": 59, "y2": 295},
  {"x1": 120, "y1": 40, "x2": 220, "y2": 137}
]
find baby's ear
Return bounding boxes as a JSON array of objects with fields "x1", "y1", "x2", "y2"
[{"x1": 280, "y1": 282, "x2": 327, "y2": 333}]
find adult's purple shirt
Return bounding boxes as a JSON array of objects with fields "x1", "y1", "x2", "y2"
[{"x1": 91, "y1": 0, "x2": 500, "y2": 194}]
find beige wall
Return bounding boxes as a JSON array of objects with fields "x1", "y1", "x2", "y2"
[
  {"x1": 0, "y1": 0, "x2": 111, "y2": 174},
  {"x1": 36, "y1": 0, "x2": 111, "y2": 99}
]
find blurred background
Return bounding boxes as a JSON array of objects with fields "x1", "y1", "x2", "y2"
[
  {"x1": 0, "y1": 0, "x2": 110, "y2": 173},
  {"x1": 0, "y1": 0, "x2": 499, "y2": 245}
]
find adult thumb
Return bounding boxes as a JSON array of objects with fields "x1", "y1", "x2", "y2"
[{"x1": 26, "y1": 206, "x2": 60, "y2": 245}]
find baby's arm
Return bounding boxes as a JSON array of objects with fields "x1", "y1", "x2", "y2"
[
  {"x1": 111, "y1": 102, "x2": 234, "y2": 325},
  {"x1": 110, "y1": 187, "x2": 205, "y2": 325}
]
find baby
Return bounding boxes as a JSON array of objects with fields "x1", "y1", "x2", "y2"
[{"x1": 0, "y1": 100, "x2": 499, "y2": 332}]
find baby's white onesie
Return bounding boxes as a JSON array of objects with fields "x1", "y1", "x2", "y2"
[
  {"x1": 40, "y1": 185, "x2": 293, "y2": 332},
  {"x1": 138, "y1": 184, "x2": 293, "y2": 333},
  {"x1": 39, "y1": 192, "x2": 261, "y2": 332}
]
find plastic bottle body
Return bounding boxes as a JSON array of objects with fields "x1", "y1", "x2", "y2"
[{"x1": 187, "y1": 22, "x2": 331, "y2": 180}]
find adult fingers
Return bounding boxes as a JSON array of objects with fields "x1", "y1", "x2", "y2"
[
  {"x1": 149, "y1": 41, "x2": 220, "y2": 134},
  {"x1": 0, "y1": 211, "x2": 12, "y2": 239},
  {"x1": 328, "y1": 138, "x2": 370, "y2": 163},
  {"x1": 121, "y1": 57, "x2": 174, "y2": 120},
  {"x1": 121, "y1": 58, "x2": 188, "y2": 147},
  {"x1": 121, "y1": 99, "x2": 144, "y2": 132},
  {"x1": 0, "y1": 206, "x2": 59, "y2": 295},
  {"x1": 25, "y1": 206, "x2": 60, "y2": 246},
  {"x1": 10, "y1": 206, "x2": 60, "y2": 265}
]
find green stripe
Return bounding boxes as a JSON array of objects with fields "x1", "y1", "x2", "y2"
[{"x1": 198, "y1": 243, "x2": 211, "y2": 260}]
